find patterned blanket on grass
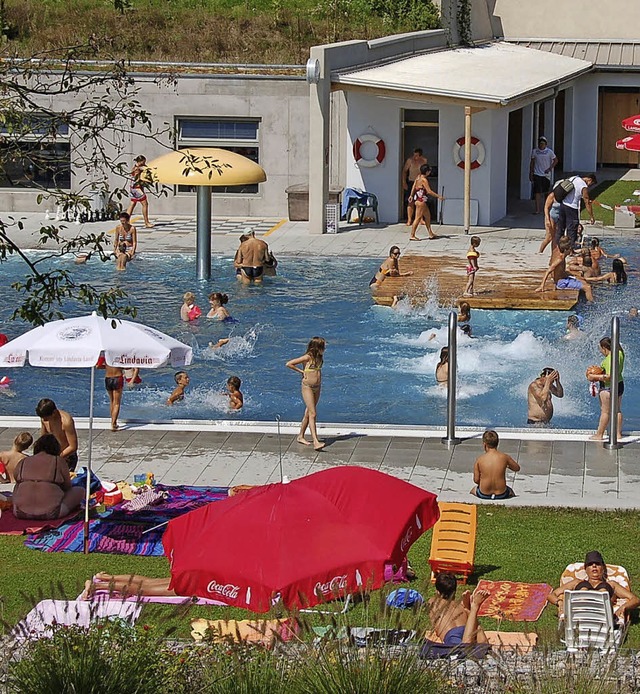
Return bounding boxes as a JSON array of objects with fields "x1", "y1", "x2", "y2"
[{"x1": 24, "y1": 485, "x2": 229, "y2": 556}]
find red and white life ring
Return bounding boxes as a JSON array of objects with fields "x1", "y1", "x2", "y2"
[
  {"x1": 353, "y1": 134, "x2": 386, "y2": 168},
  {"x1": 453, "y1": 136, "x2": 485, "y2": 170}
]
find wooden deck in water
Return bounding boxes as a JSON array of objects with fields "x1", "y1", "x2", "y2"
[{"x1": 371, "y1": 255, "x2": 579, "y2": 310}]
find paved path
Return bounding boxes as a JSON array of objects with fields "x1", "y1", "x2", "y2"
[
  {"x1": 1, "y1": 422, "x2": 637, "y2": 509},
  {"x1": 1, "y1": 209, "x2": 638, "y2": 510}
]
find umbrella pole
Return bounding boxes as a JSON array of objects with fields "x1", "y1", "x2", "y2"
[
  {"x1": 83, "y1": 365, "x2": 96, "y2": 555},
  {"x1": 276, "y1": 415, "x2": 283, "y2": 483}
]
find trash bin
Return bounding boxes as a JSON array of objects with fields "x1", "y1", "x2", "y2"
[{"x1": 285, "y1": 184, "x2": 343, "y2": 222}]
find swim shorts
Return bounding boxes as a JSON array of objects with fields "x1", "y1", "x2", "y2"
[
  {"x1": 556, "y1": 277, "x2": 583, "y2": 290},
  {"x1": 475, "y1": 486, "x2": 514, "y2": 500},
  {"x1": 241, "y1": 266, "x2": 264, "y2": 279},
  {"x1": 105, "y1": 376, "x2": 124, "y2": 392},
  {"x1": 443, "y1": 626, "x2": 465, "y2": 645}
]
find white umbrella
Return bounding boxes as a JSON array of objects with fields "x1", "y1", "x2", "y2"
[{"x1": 0, "y1": 312, "x2": 192, "y2": 553}]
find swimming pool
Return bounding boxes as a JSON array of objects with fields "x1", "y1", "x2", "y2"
[{"x1": 0, "y1": 242, "x2": 638, "y2": 430}]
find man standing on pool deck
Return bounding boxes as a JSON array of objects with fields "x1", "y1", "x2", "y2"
[
  {"x1": 236, "y1": 230, "x2": 270, "y2": 284},
  {"x1": 402, "y1": 148, "x2": 428, "y2": 225},
  {"x1": 471, "y1": 430, "x2": 520, "y2": 500},
  {"x1": 555, "y1": 173, "x2": 596, "y2": 247},
  {"x1": 529, "y1": 136, "x2": 557, "y2": 215},
  {"x1": 535, "y1": 236, "x2": 593, "y2": 302},
  {"x1": 35, "y1": 398, "x2": 78, "y2": 471},
  {"x1": 527, "y1": 368, "x2": 564, "y2": 424}
]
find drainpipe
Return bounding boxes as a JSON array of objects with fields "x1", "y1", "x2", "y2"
[
  {"x1": 604, "y1": 316, "x2": 622, "y2": 451},
  {"x1": 442, "y1": 311, "x2": 461, "y2": 447}
]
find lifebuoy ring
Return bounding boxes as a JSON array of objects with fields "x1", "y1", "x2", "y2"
[
  {"x1": 353, "y1": 134, "x2": 386, "y2": 168},
  {"x1": 453, "y1": 136, "x2": 485, "y2": 170}
]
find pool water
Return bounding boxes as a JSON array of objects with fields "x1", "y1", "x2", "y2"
[{"x1": 0, "y1": 242, "x2": 639, "y2": 430}]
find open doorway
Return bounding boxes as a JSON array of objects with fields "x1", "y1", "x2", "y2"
[
  {"x1": 401, "y1": 109, "x2": 439, "y2": 220},
  {"x1": 507, "y1": 108, "x2": 523, "y2": 209}
]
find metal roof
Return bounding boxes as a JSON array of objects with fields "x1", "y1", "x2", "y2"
[
  {"x1": 507, "y1": 39, "x2": 640, "y2": 70},
  {"x1": 332, "y1": 42, "x2": 592, "y2": 108}
]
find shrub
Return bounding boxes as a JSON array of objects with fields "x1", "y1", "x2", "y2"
[{"x1": 7, "y1": 619, "x2": 184, "y2": 694}]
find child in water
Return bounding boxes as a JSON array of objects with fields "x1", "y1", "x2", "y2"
[
  {"x1": 180, "y1": 292, "x2": 201, "y2": 322},
  {"x1": 167, "y1": 372, "x2": 190, "y2": 405},
  {"x1": 226, "y1": 376, "x2": 243, "y2": 410},
  {"x1": 463, "y1": 236, "x2": 481, "y2": 297}
]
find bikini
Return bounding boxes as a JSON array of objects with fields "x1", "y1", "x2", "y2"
[
  {"x1": 574, "y1": 580, "x2": 615, "y2": 599},
  {"x1": 369, "y1": 265, "x2": 392, "y2": 287},
  {"x1": 303, "y1": 362, "x2": 321, "y2": 390}
]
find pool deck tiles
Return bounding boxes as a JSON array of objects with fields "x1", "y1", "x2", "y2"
[{"x1": 2, "y1": 425, "x2": 638, "y2": 510}]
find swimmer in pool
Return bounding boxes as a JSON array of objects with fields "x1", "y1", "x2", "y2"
[
  {"x1": 167, "y1": 371, "x2": 190, "y2": 405},
  {"x1": 563, "y1": 315, "x2": 583, "y2": 340},
  {"x1": 180, "y1": 292, "x2": 201, "y2": 322},
  {"x1": 527, "y1": 367, "x2": 563, "y2": 425},
  {"x1": 435, "y1": 347, "x2": 449, "y2": 385},
  {"x1": 207, "y1": 292, "x2": 231, "y2": 320},
  {"x1": 226, "y1": 376, "x2": 243, "y2": 410}
]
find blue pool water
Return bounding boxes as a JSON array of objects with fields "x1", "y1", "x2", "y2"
[{"x1": 0, "y1": 242, "x2": 639, "y2": 430}]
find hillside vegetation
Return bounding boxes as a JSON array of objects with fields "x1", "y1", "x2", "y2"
[{"x1": 1, "y1": 0, "x2": 441, "y2": 65}]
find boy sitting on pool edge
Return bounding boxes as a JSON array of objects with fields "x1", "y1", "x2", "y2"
[{"x1": 471, "y1": 430, "x2": 520, "y2": 500}]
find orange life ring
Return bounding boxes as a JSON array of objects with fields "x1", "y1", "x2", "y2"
[
  {"x1": 353, "y1": 134, "x2": 386, "y2": 168},
  {"x1": 453, "y1": 136, "x2": 485, "y2": 170}
]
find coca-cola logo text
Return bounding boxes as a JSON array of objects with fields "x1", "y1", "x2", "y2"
[
  {"x1": 400, "y1": 526, "x2": 414, "y2": 553},
  {"x1": 315, "y1": 574, "x2": 348, "y2": 595},
  {"x1": 206, "y1": 581, "x2": 240, "y2": 599}
]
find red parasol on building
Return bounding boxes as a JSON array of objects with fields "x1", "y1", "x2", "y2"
[
  {"x1": 621, "y1": 114, "x2": 640, "y2": 133},
  {"x1": 162, "y1": 466, "x2": 439, "y2": 612},
  {"x1": 616, "y1": 135, "x2": 640, "y2": 152}
]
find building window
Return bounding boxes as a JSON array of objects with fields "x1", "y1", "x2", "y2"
[
  {"x1": 176, "y1": 117, "x2": 260, "y2": 194},
  {"x1": 0, "y1": 114, "x2": 71, "y2": 189}
]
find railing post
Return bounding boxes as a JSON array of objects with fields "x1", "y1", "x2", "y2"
[
  {"x1": 441, "y1": 311, "x2": 460, "y2": 447},
  {"x1": 604, "y1": 316, "x2": 622, "y2": 450}
]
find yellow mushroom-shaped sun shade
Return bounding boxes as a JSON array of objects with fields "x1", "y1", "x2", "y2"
[{"x1": 146, "y1": 148, "x2": 267, "y2": 187}]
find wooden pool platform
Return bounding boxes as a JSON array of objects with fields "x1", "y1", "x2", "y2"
[{"x1": 371, "y1": 255, "x2": 579, "y2": 310}]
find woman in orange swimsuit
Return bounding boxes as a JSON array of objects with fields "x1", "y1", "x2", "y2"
[{"x1": 286, "y1": 337, "x2": 326, "y2": 451}]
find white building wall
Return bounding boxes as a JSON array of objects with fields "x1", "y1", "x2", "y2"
[{"x1": 346, "y1": 94, "x2": 509, "y2": 226}]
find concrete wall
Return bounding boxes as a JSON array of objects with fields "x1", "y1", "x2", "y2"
[
  {"x1": 345, "y1": 95, "x2": 509, "y2": 226},
  {"x1": 488, "y1": 0, "x2": 640, "y2": 39},
  {"x1": 0, "y1": 73, "x2": 309, "y2": 217}
]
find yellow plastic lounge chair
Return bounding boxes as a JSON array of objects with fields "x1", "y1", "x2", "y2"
[
  {"x1": 559, "y1": 562, "x2": 630, "y2": 626},
  {"x1": 428, "y1": 502, "x2": 477, "y2": 584},
  {"x1": 563, "y1": 590, "x2": 625, "y2": 653}
]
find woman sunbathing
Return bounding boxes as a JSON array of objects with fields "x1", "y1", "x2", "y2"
[
  {"x1": 547, "y1": 550, "x2": 640, "y2": 615},
  {"x1": 84, "y1": 572, "x2": 176, "y2": 599}
]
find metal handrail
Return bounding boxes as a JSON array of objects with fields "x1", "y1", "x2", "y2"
[
  {"x1": 604, "y1": 316, "x2": 622, "y2": 450},
  {"x1": 441, "y1": 311, "x2": 460, "y2": 447}
]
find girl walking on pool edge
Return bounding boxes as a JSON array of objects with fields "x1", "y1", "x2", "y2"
[{"x1": 286, "y1": 337, "x2": 326, "y2": 451}]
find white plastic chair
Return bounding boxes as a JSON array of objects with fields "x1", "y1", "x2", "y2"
[{"x1": 563, "y1": 590, "x2": 625, "y2": 653}]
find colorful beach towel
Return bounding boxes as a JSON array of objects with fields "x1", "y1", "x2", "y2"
[
  {"x1": 24, "y1": 485, "x2": 229, "y2": 556},
  {"x1": 476, "y1": 580, "x2": 551, "y2": 622},
  {"x1": 0, "y1": 508, "x2": 79, "y2": 536}
]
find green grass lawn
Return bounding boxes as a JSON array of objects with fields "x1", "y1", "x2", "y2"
[
  {"x1": 587, "y1": 179, "x2": 640, "y2": 227},
  {"x1": 2, "y1": 506, "x2": 639, "y2": 648}
]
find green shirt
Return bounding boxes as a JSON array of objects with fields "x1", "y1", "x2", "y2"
[{"x1": 601, "y1": 350, "x2": 624, "y2": 384}]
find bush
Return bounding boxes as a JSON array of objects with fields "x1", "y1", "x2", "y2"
[{"x1": 7, "y1": 619, "x2": 185, "y2": 694}]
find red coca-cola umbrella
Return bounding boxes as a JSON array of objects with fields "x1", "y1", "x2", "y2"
[
  {"x1": 621, "y1": 114, "x2": 640, "y2": 133},
  {"x1": 616, "y1": 135, "x2": 640, "y2": 152},
  {"x1": 163, "y1": 466, "x2": 439, "y2": 612}
]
